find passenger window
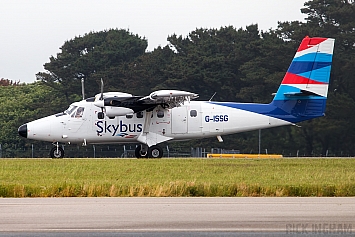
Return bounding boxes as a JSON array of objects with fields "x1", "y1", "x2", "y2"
[
  {"x1": 126, "y1": 114, "x2": 133, "y2": 119},
  {"x1": 190, "y1": 110, "x2": 197, "y2": 117},
  {"x1": 136, "y1": 111, "x2": 144, "y2": 118},
  {"x1": 157, "y1": 110, "x2": 164, "y2": 118},
  {"x1": 72, "y1": 107, "x2": 84, "y2": 118}
]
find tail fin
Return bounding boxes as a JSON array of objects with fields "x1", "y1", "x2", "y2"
[{"x1": 272, "y1": 36, "x2": 335, "y2": 123}]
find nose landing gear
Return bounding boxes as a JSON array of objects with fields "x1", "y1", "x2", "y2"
[{"x1": 50, "y1": 142, "x2": 64, "y2": 159}]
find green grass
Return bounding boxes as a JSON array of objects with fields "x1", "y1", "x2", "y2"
[{"x1": 0, "y1": 158, "x2": 354, "y2": 197}]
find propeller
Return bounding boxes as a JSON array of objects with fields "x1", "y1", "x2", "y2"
[
  {"x1": 93, "y1": 78, "x2": 105, "y2": 108},
  {"x1": 100, "y1": 78, "x2": 104, "y2": 100},
  {"x1": 81, "y1": 78, "x2": 85, "y2": 100},
  {"x1": 93, "y1": 78, "x2": 105, "y2": 119}
]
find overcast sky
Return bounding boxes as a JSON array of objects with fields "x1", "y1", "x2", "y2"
[{"x1": 1, "y1": 0, "x2": 307, "y2": 83}]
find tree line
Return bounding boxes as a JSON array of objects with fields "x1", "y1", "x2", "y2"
[{"x1": 1, "y1": 0, "x2": 355, "y2": 157}]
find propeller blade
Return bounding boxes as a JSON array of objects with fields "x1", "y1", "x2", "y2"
[
  {"x1": 81, "y1": 78, "x2": 85, "y2": 100},
  {"x1": 100, "y1": 78, "x2": 104, "y2": 100},
  {"x1": 99, "y1": 78, "x2": 105, "y2": 114}
]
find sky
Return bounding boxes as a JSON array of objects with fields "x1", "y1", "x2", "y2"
[{"x1": 0, "y1": 0, "x2": 307, "y2": 83}]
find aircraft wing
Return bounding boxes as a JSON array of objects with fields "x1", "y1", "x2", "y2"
[
  {"x1": 94, "y1": 90, "x2": 198, "y2": 115},
  {"x1": 139, "y1": 90, "x2": 199, "y2": 108}
]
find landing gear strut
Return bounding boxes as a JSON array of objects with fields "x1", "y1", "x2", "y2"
[
  {"x1": 135, "y1": 144, "x2": 163, "y2": 158},
  {"x1": 50, "y1": 142, "x2": 64, "y2": 159}
]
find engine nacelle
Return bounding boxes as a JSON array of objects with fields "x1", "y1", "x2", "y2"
[{"x1": 105, "y1": 106, "x2": 134, "y2": 117}]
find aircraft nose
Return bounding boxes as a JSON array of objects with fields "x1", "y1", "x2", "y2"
[{"x1": 18, "y1": 124, "x2": 27, "y2": 138}]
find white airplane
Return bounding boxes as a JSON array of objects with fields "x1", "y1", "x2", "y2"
[{"x1": 18, "y1": 36, "x2": 335, "y2": 158}]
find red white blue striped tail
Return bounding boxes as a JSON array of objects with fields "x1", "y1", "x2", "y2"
[
  {"x1": 270, "y1": 37, "x2": 335, "y2": 122},
  {"x1": 274, "y1": 37, "x2": 334, "y2": 100}
]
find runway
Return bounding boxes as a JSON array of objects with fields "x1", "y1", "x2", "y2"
[{"x1": 0, "y1": 197, "x2": 354, "y2": 236}]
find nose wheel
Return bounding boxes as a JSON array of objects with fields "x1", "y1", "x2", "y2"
[{"x1": 50, "y1": 144, "x2": 64, "y2": 159}]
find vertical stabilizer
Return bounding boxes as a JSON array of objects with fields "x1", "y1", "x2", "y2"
[{"x1": 271, "y1": 37, "x2": 335, "y2": 122}]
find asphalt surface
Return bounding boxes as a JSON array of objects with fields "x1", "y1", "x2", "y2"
[{"x1": 0, "y1": 197, "x2": 354, "y2": 236}]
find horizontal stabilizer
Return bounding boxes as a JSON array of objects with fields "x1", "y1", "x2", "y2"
[{"x1": 284, "y1": 90, "x2": 322, "y2": 97}]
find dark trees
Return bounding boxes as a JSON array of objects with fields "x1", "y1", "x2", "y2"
[{"x1": 36, "y1": 29, "x2": 148, "y2": 102}]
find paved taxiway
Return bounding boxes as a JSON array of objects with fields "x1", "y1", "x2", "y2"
[{"x1": 0, "y1": 197, "x2": 354, "y2": 236}]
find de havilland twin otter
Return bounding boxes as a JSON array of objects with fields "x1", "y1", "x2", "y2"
[{"x1": 18, "y1": 36, "x2": 335, "y2": 158}]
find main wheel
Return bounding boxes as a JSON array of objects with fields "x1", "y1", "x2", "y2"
[
  {"x1": 148, "y1": 145, "x2": 163, "y2": 158},
  {"x1": 135, "y1": 145, "x2": 142, "y2": 158},
  {"x1": 50, "y1": 147, "x2": 64, "y2": 159},
  {"x1": 135, "y1": 145, "x2": 149, "y2": 158}
]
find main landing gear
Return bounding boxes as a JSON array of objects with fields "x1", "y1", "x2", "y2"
[
  {"x1": 50, "y1": 142, "x2": 64, "y2": 159},
  {"x1": 135, "y1": 144, "x2": 163, "y2": 158}
]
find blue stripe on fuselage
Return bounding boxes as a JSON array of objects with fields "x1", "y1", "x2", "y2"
[{"x1": 208, "y1": 99, "x2": 326, "y2": 123}]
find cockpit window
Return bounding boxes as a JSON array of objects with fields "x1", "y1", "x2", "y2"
[
  {"x1": 72, "y1": 107, "x2": 85, "y2": 118},
  {"x1": 65, "y1": 105, "x2": 77, "y2": 116}
]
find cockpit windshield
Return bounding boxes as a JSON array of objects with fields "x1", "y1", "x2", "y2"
[
  {"x1": 64, "y1": 105, "x2": 77, "y2": 116},
  {"x1": 72, "y1": 107, "x2": 84, "y2": 118}
]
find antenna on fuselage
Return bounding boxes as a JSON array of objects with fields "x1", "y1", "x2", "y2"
[
  {"x1": 81, "y1": 78, "x2": 85, "y2": 100},
  {"x1": 209, "y1": 92, "x2": 217, "y2": 102}
]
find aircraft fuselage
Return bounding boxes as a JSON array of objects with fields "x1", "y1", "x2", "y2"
[{"x1": 22, "y1": 100, "x2": 290, "y2": 146}]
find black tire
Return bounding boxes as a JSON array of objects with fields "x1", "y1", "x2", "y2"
[
  {"x1": 148, "y1": 145, "x2": 163, "y2": 158},
  {"x1": 135, "y1": 145, "x2": 149, "y2": 158},
  {"x1": 135, "y1": 145, "x2": 142, "y2": 158},
  {"x1": 50, "y1": 147, "x2": 64, "y2": 159}
]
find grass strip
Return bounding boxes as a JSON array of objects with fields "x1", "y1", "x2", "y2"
[{"x1": 0, "y1": 158, "x2": 354, "y2": 197}]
